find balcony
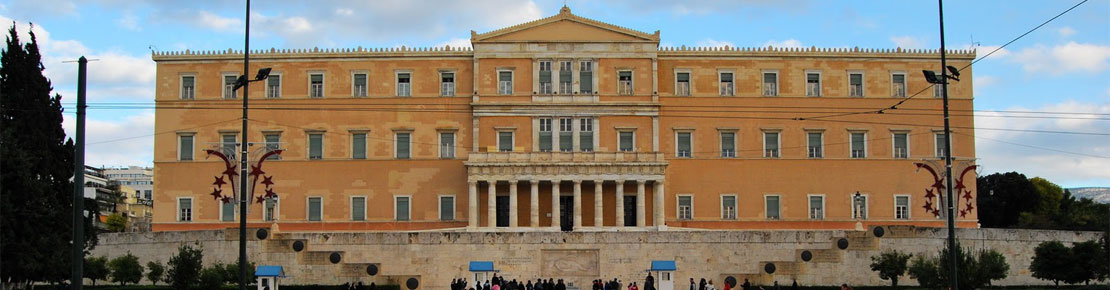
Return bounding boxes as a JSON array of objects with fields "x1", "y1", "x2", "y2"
[
  {"x1": 467, "y1": 151, "x2": 665, "y2": 164},
  {"x1": 465, "y1": 151, "x2": 667, "y2": 182}
]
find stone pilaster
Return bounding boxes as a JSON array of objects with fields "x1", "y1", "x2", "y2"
[
  {"x1": 468, "y1": 181, "x2": 478, "y2": 229},
  {"x1": 552, "y1": 180, "x2": 561, "y2": 230},
  {"x1": 509, "y1": 180, "x2": 519, "y2": 227},
  {"x1": 636, "y1": 180, "x2": 646, "y2": 227},
  {"x1": 654, "y1": 180, "x2": 665, "y2": 230},
  {"x1": 530, "y1": 180, "x2": 539, "y2": 227},
  {"x1": 573, "y1": 180, "x2": 582, "y2": 230},
  {"x1": 594, "y1": 180, "x2": 603, "y2": 227},
  {"x1": 487, "y1": 181, "x2": 496, "y2": 228},
  {"x1": 615, "y1": 180, "x2": 625, "y2": 227}
]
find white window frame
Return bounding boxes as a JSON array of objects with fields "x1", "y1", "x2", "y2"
[
  {"x1": 578, "y1": 117, "x2": 595, "y2": 152},
  {"x1": 848, "y1": 70, "x2": 866, "y2": 97},
  {"x1": 719, "y1": 130, "x2": 737, "y2": 158},
  {"x1": 307, "y1": 132, "x2": 325, "y2": 160},
  {"x1": 558, "y1": 118, "x2": 574, "y2": 152},
  {"x1": 718, "y1": 70, "x2": 735, "y2": 97},
  {"x1": 438, "y1": 131, "x2": 457, "y2": 159},
  {"x1": 220, "y1": 201, "x2": 236, "y2": 222},
  {"x1": 263, "y1": 197, "x2": 279, "y2": 221},
  {"x1": 720, "y1": 194, "x2": 738, "y2": 220},
  {"x1": 496, "y1": 130, "x2": 515, "y2": 152},
  {"x1": 808, "y1": 194, "x2": 826, "y2": 220},
  {"x1": 762, "y1": 130, "x2": 781, "y2": 158},
  {"x1": 934, "y1": 132, "x2": 950, "y2": 158},
  {"x1": 805, "y1": 70, "x2": 822, "y2": 97},
  {"x1": 849, "y1": 131, "x2": 867, "y2": 159},
  {"x1": 177, "y1": 197, "x2": 193, "y2": 222},
  {"x1": 676, "y1": 194, "x2": 694, "y2": 220},
  {"x1": 222, "y1": 73, "x2": 239, "y2": 99},
  {"x1": 761, "y1": 70, "x2": 779, "y2": 97},
  {"x1": 617, "y1": 70, "x2": 634, "y2": 96},
  {"x1": 438, "y1": 195, "x2": 456, "y2": 221},
  {"x1": 440, "y1": 70, "x2": 456, "y2": 97},
  {"x1": 850, "y1": 194, "x2": 870, "y2": 219},
  {"x1": 308, "y1": 72, "x2": 325, "y2": 98},
  {"x1": 265, "y1": 72, "x2": 282, "y2": 99},
  {"x1": 891, "y1": 71, "x2": 907, "y2": 98},
  {"x1": 806, "y1": 130, "x2": 824, "y2": 158},
  {"x1": 558, "y1": 60, "x2": 573, "y2": 94},
  {"x1": 934, "y1": 83, "x2": 945, "y2": 98},
  {"x1": 894, "y1": 194, "x2": 912, "y2": 220},
  {"x1": 579, "y1": 60, "x2": 595, "y2": 94},
  {"x1": 177, "y1": 133, "x2": 195, "y2": 161},
  {"x1": 538, "y1": 118, "x2": 554, "y2": 152},
  {"x1": 764, "y1": 194, "x2": 781, "y2": 220},
  {"x1": 674, "y1": 130, "x2": 694, "y2": 158},
  {"x1": 350, "y1": 196, "x2": 367, "y2": 221},
  {"x1": 350, "y1": 131, "x2": 368, "y2": 160},
  {"x1": 394, "y1": 195, "x2": 412, "y2": 221},
  {"x1": 394, "y1": 131, "x2": 412, "y2": 159},
  {"x1": 396, "y1": 71, "x2": 413, "y2": 97},
  {"x1": 306, "y1": 196, "x2": 323, "y2": 222},
  {"x1": 498, "y1": 69, "x2": 514, "y2": 95},
  {"x1": 180, "y1": 74, "x2": 197, "y2": 100},
  {"x1": 674, "y1": 69, "x2": 692, "y2": 96},
  {"x1": 617, "y1": 130, "x2": 636, "y2": 152},
  {"x1": 351, "y1": 71, "x2": 369, "y2": 97},
  {"x1": 892, "y1": 131, "x2": 910, "y2": 159}
]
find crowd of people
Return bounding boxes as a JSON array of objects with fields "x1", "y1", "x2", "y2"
[
  {"x1": 451, "y1": 274, "x2": 570, "y2": 290},
  {"x1": 694, "y1": 278, "x2": 799, "y2": 290},
  {"x1": 452, "y1": 274, "x2": 814, "y2": 290}
]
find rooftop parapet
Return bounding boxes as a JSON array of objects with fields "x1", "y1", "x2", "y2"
[
  {"x1": 152, "y1": 45, "x2": 474, "y2": 61},
  {"x1": 658, "y1": 45, "x2": 976, "y2": 59}
]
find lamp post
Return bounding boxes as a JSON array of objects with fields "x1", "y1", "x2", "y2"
[
  {"x1": 922, "y1": 1, "x2": 960, "y2": 289},
  {"x1": 854, "y1": 192, "x2": 862, "y2": 220}
]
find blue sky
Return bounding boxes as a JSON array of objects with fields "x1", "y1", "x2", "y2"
[{"x1": 2, "y1": 0, "x2": 1108, "y2": 187}]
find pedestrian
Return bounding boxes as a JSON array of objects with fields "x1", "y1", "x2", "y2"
[
  {"x1": 741, "y1": 279, "x2": 750, "y2": 290},
  {"x1": 699, "y1": 278, "x2": 707, "y2": 290},
  {"x1": 722, "y1": 280, "x2": 731, "y2": 290},
  {"x1": 790, "y1": 280, "x2": 797, "y2": 290},
  {"x1": 645, "y1": 274, "x2": 655, "y2": 290},
  {"x1": 370, "y1": 282, "x2": 377, "y2": 290},
  {"x1": 773, "y1": 281, "x2": 779, "y2": 290},
  {"x1": 706, "y1": 280, "x2": 714, "y2": 290},
  {"x1": 557, "y1": 279, "x2": 567, "y2": 290},
  {"x1": 689, "y1": 278, "x2": 696, "y2": 290},
  {"x1": 840, "y1": 284, "x2": 852, "y2": 290}
]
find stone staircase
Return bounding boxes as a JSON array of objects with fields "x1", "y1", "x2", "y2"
[{"x1": 722, "y1": 226, "x2": 890, "y2": 286}]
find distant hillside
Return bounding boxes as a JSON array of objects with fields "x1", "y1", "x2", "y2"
[{"x1": 1069, "y1": 187, "x2": 1110, "y2": 204}]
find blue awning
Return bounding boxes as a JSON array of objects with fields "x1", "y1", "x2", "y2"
[
  {"x1": 255, "y1": 265, "x2": 285, "y2": 277},
  {"x1": 469, "y1": 261, "x2": 495, "y2": 272},
  {"x1": 650, "y1": 260, "x2": 676, "y2": 271}
]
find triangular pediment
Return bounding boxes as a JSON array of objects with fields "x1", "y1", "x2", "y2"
[{"x1": 472, "y1": 7, "x2": 659, "y2": 43}]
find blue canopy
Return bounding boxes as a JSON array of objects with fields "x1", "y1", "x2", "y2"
[
  {"x1": 255, "y1": 265, "x2": 285, "y2": 277},
  {"x1": 650, "y1": 260, "x2": 676, "y2": 271},
  {"x1": 469, "y1": 261, "x2": 495, "y2": 272}
]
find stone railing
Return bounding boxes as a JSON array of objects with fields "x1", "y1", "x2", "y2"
[{"x1": 467, "y1": 151, "x2": 665, "y2": 164}]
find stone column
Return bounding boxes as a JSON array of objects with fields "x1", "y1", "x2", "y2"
[
  {"x1": 487, "y1": 181, "x2": 496, "y2": 228},
  {"x1": 654, "y1": 180, "x2": 665, "y2": 229},
  {"x1": 530, "y1": 180, "x2": 539, "y2": 227},
  {"x1": 552, "y1": 180, "x2": 561, "y2": 230},
  {"x1": 573, "y1": 180, "x2": 582, "y2": 230},
  {"x1": 468, "y1": 181, "x2": 478, "y2": 229},
  {"x1": 594, "y1": 180, "x2": 604, "y2": 227},
  {"x1": 509, "y1": 180, "x2": 518, "y2": 228},
  {"x1": 615, "y1": 180, "x2": 625, "y2": 227},
  {"x1": 636, "y1": 180, "x2": 646, "y2": 227}
]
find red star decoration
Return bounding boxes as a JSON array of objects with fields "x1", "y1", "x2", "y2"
[
  {"x1": 210, "y1": 189, "x2": 223, "y2": 200},
  {"x1": 220, "y1": 196, "x2": 232, "y2": 204},
  {"x1": 924, "y1": 189, "x2": 936, "y2": 199},
  {"x1": 962, "y1": 190, "x2": 973, "y2": 200},
  {"x1": 261, "y1": 175, "x2": 275, "y2": 186},
  {"x1": 249, "y1": 164, "x2": 265, "y2": 177},
  {"x1": 222, "y1": 167, "x2": 239, "y2": 178},
  {"x1": 213, "y1": 176, "x2": 227, "y2": 187},
  {"x1": 255, "y1": 196, "x2": 267, "y2": 204},
  {"x1": 265, "y1": 188, "x2": 277, "y2": 198}
]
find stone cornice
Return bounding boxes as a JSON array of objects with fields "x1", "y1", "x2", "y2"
[
  {"x1": 471, "y1": 6, "x2": 659, "y2": 43},
  {"x1": 471, "y1": 102, "x2": 659, "y2": 117},
  {"x1": 658, "y1": 46, "x2": 976, "y2": 60},
  {"x1": 152, "y1": 46, "x2": 474, "y2": 62}
]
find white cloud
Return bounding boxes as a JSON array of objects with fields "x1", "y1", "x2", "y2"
[
  {"x1": 761, "y1": 39, "x2": 803, "y2": 48},
  {"x1": 973, "y1": 75, "x2": 999, "y2": 96},
  {"x1": 973, "y1": 44, "x2": 1010, "y2": 60},
  {"x1": 62, "y1": 111, "x2": 156, "y2": 167},
  {"x1": 334, "y1": 8, "x2": 354, "y2": 16},
  {"x1": 436, "y1": 38, "x2": 472, "y2": 49},
  {"x1": 697, "y1": 39, "x2": 735, "y2": 48},
  {"x1": 603, "y1": 0, "x2": 811, "y2": 16},
  {"x1": 196, "y1": 10, "x2": 242, "y2": 31},
  {"x1": 1058, "y1": 26, "x2": 1076, "y2": 37},
  {"x1": 116, "y1": 12, "x2": 140, "y2": 31},
  {"x1": 889, "y1": 36, "x2": 925, "y2": 49},
  {"x1": 1011, "y1": 42, "x2": 1110, "y2": 74}
]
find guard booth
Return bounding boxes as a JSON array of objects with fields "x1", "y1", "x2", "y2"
[
  {"x1": 648, "y1": 261, "x2": 675, "y2": 290},
  {"x1": 469, "y1": 261, "x2": 497, "y2": 284},
  {"x1": 256, "y1": 265, "x2": 286, "y2": 290}
]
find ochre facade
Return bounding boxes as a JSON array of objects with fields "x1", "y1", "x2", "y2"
[{"x1": 151, "y1": 7, "x2": 978, "y2": 232}]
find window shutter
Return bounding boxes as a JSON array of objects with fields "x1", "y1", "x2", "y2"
[
  {"x1": 677, "y1": 73, "x2": 689, "y2": 82},
  {"x1": 720, "y1": 73, "x2": 732, "y2": 82},
  {"x1": 309, "y1": 134, "x2": 323, "y2": 159},
  {"x1": 352, "y1": 134, "x2": 366, "y2": 159},
  {"x1": 397, "y1": 133, "x2": 410, "y2": 158},
  {"x1": 352, "y1": 197, "x2": 365, "y2": 220},
  {"x1": 580, "y1": 71, "x2": 593, "y2": 92}
]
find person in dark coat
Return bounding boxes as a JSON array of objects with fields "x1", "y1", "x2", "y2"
[
  {"x1": 645, "y1": 274, "x2": 655, "y2": 290},
  {"x1": 689, "y1": 279, "x2": 696, "y2": 290},
  {"x1": 699, "y1": 279, "x2": 707, "y2": 290},
  {"x1": 790, "y1": 281, "x2": 797, "y2": 290},
  {"x1": 740, "y1": 279, "x2": 750, "y2": 290},
  {"x1": 556, "y1": 279, "x2": 566, "y2": 290},
  {"x1": 370, "y1": 283, "x2": 377, "y2": 290}
]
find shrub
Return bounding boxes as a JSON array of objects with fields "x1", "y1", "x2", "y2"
[
  {"x1": 198, "y1": 266, "x2": 227, "y2": 289},
  {"x1": 870, "y1": 250, "x2": 912, "y2": 289},
  {"x1": 167, "y1": 244, "x2": 203, "y2": 290},
  {"x1": 220, "y1": 261, "x2": 256, "y2": 284},
  {"x1": 106, "y1": 213, "x2": 128, "y2": 232},
  {"x1": 1031, "y1": 241, "x2": 1073, "y2": 286},
  {"x1": 908, "y1": 243, "x2": 1009, "y2": 290},
  {"x1": 146, "y1": 260, "x2": 165, "y2": 285},
  {"x1": 108, "y1": 252, "x2": 144, "y2": 285},
  {"x1": 85, "y1": 256, "x2": 110, "y2": 286}
]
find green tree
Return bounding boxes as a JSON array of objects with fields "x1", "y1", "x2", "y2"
[
  {"x1": 146, "y1": 260, "x2": 166, "y2": 286},
  {"x1": 108, "y1": 252, "x2": 144, "y2": 285},
  {"x1": 84, "y1": 256, "x2": 110, "y2": 286},
  {"x1": 198, "y1": 266, "x2": 227, "y2": 289},
  {"x1": 1068, "y1": 240, "x2": 1104, "y2": 285},
  {"x1": 1030, "y1": 241, "x2": 1072, "y2": 286},
  {"x1": 0, "y1": 23, "x2": 98, "y2": 286},
  {"x1": 167, "y1": 244, "x2": 204, "y2": 290},
  {"x1": 870, "y1": 250, "x2": 912, "y2": 289},
  {"x1": 976, "y1": 172, "x2": 1040, "y2": 228},
  {"x1": 222, "y1": 261, "x2": 256, "y2": 284},
  {"x1": 909, "y1": 243, "x2": 1009, "y2": 290},
  {"x1": 106, "y1": 213, "x2": 128, "y2": 232}
]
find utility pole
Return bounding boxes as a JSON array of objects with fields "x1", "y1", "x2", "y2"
[
  {"x1": 937, "y1": 1, "x2": 959, "y2": 290},
  {"x1": 239, "y1": 0, "x2": 251, "y2": 289},
  {"x1": 71, "y1": 56, "x2": 87, "y2": 290}
]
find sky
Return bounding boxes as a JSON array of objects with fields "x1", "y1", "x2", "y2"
[{"x1": 1, "y1": 0, "x2": 1108, "y2": 188}]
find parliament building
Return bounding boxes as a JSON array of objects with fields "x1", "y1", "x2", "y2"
[{"x1": 151, "y1": 7, "x2": 978, "y2": 232}]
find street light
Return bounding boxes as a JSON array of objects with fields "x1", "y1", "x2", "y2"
[
  {"x1": 854, "y1": 192, "x2": 863, "y2": 220},
  {"x1": 923, "y1": 2, "x2": 961, "y2": 290}
]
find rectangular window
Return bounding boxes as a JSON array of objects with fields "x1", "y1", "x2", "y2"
[
  {"x1": 264, "y1": 133, "x2": 281, "y2": 160},
  {"x1": 807, "y1": 132, "x2": 823, "y2": 158},
  {"x1": 181, "y1": 76, "x2": 196, "y2": 100},
  {"x1": 395, "y1": 196, "x2": 410, "y2": 221},
  {"x1": 618, "y1": 71, "x2": 633, "y2": 95},
  {"x1": 763, "y1": 132, "x2": 780, "y2": 158},
  {"x1": 351, "y1": 196, "x2": 366, "y2": 221},
  {"x1": 676, "y1": 72, "x2": 691, "y2": 96},
  {"x1": 676, "y1": 132, "x2": 692, "y2": 158},
  {"x1": 934, "y1": 84, "x2": 944, "y2": 98},
  {"x1": 538, "y1": 61, "x2": 552, "y2": 94},
  {"x1": 619, "y1": 131, "x2": 634, "y2": 152},
  {"x1": 439, "y1": 132, "x2": 456, "y2": 158},
  {"x1": 579, "y1": 118, "x2": 593, "y2": 152},
  {"x1": 440, "y1": 72, "x2": 455, "y2": 96},
  {"x1": 851, "y1": 132, "x2": 866, "y2": 158},
  {"x1": 263, "y1": 198, "x2": 277, "y2": 221},
  {"x1": 677, "y1": 195, "x2": 692, "y2": 220},
  {"x1": 498, "y1": 131, "x2": 513, "y2": 152},
  {"x1": 221, "y1": 201, "x2": 235, "y2": 221},
  {"x1": 892, "y1": 73, "x2": 906, "y2": 97},
  {"x1": 719, "y1": 72, "x2": 734, "y2": 96},
  {"x1": 765, "y1": 196, "x2": 780, "y2": 220},
  {"x1": 221, "y1": 134, "x2": 238, "y2": 156},
  {"x1": 395, "y1": 132, "x2": 411, "y2": 159},
  {"x1": 223, "y1": 75, "x2": 238, "y2": 99},
  {"x1": 935, "y1": 133, "x2": 948, "y2": 158},
  {"x1": 308, "y1": 133, "x2": 324, "y2": 160},
  {"x1": 809, "y1": 195, "x2": 825, "y2": 220},
  {"x1": 852, "y1": 195, "x2": 869, "y2": 219},
  {"x1": 144, "y1": 190, "x2": 152, "y2": 200},
  {"x1": 266, "y1": 74, "x2": 281, "y2": 98},
  {"x1": 353, "y1": 73, "x2": 368, "y2": 97},
  {"x1": 396, "y1": 73, "x2": 411, "y2": 97},
  {"x1": 499, "y1": 71, "x2": 514, "y2": 95},
  {"x1": 539, "y1": 118, "x2": 553, "y2": 152},
  {"x1": 895, "y1": 195, "x2": 910, "y2": 220},
  {"x1": 351, "y1": 133, "x2": 367, "y2": 159},
  {"x1": 307, "y1": 197, "x2": 322, "y2": 221},
  {"x1": 721, "y1": 195, "x2": 737, "y2": 220},
  {"x1": 762, "y1": 72, "x2": 778, "y2": 96},
  {"x1": 439, "y1": 196, "x2": 455, "y2": 221},
  {"x1": 580, "y1": 61, "x2": 593, "y2": 94},
  {"x1": 310, "y1": 73, "x2": 324, "y2": 98},
  {"x1": 559, "y1": 61, "x2": 572, "y2": 94},
  {"x1": 559, "y1": 118, "x2": 573, "y2": 152},
  {"x1": 806, "y1": 72, "x2": 821, "y2": 97},
  {"x1": 720, "y1": 132, "x2": 736, "y2": 158},
  {"x1": 893, "y1": 133, "x2": 909, "y2": 159},
  {"x1": 178, "y1": 135, "x2": 194, "y2": 161},
  {"x1": 849, "y1": 73, "x2": 864, "y2": 97},
  {"x1": 178, "y1": 198, "x2": 192, "y2": 221}
]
